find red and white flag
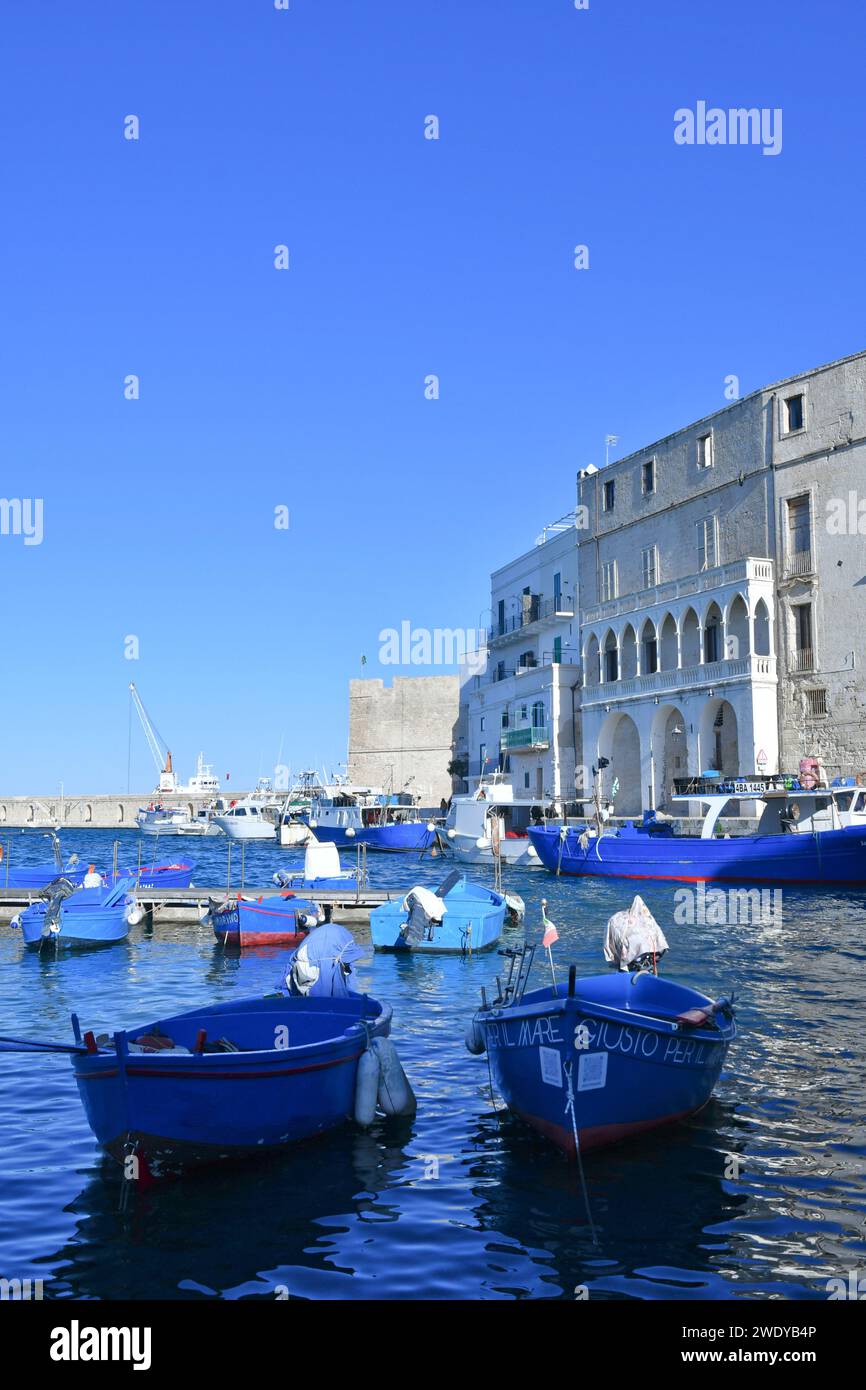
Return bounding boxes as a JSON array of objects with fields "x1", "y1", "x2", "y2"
[{"x1": 541, "y1": 905, "x2": 559, "y2": 948}]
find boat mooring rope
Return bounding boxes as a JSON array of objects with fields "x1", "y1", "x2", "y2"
[{"x1": 564, "y1": 1060, "x2": 599, "y2": 1247}]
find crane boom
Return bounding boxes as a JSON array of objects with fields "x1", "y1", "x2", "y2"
[{"x1": 129, "y1": 683, "x2": 177, "y2": 793}]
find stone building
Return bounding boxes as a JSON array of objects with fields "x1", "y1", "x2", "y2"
[
  {"x1": 578, "y1": 349, "x2": 866, "y2": 811},
  {"x1": 347, "y1": 675, "x2": 460, "y2": 807}
]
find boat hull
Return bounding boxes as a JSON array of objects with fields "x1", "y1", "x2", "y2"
[
  {"x1": 115, "y1": 864, "x2": 194, "y2": 890},
  {"x1": 17, "y1": 904, "x2": 131, "y2": 949},
  {"x1": 479, "y1": 974, "x2": 734, "y2": 1156},
  {"x1": 448, "y1": 834, "x2": 542, "y2": 869},
  {"x1": 370, "y1": 880, "x2": 506, "y2": 953},
  {"x1": 527, "y1": 823, "x2": 866, "y2": 885},
  {"x1": 5, "y1": 864, "x2": 91, "y2": 890},
  {"x1": 71, "y1": 994, "x2": 391, "y2": 1170},
  {"x1": 210, "y1": 896, "x2": 318, "y2": 948},
  {"x1": 309, "y1": 823, "x2": 435, "y2": 853}
]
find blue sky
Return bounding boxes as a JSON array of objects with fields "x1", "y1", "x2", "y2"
[{"x1": 1, "y1": 0, "x2": 864, "y2": 793}]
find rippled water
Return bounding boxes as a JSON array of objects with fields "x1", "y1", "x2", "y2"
[{"x1": 1, "y1": 829, "x2": 864, "y2": 1300}]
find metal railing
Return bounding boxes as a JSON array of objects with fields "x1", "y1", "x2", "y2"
[
  {"x1": 500, "y1": 725, "x2": 551, "y2": 751},
  {"x1": 791, "y1": 648, "x2": 814, "y2": 673},
  {"x1": 488, "y1": 593, "x2": 575, "y2": 643},
  {"x1": 785, "y1": 549, "x2": 813, "y2": 578}
]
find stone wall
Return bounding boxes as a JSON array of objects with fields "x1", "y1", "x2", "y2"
[{"x1": 348, "y1": 676, "x2": 460, "y2": 805}]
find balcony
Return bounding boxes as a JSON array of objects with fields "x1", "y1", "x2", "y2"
[
  {"x1": 581, "y1": 557, "x2": 774, "y2": 627},
  {"x1": 784, "y1": 549, "x2": 813, "y2": 579},
  {"x1": 581, "y1": 653, "x2": 777, "y2": 707},
  {"x1": 791, "y1": 648, "x2": 814, "y2": 673},
  {"x1": 488, "y1": 593, "x2": 575, "y2": 646},
  {"x1": 500, "y1": 724, "x2": 550, "y2": 751}
]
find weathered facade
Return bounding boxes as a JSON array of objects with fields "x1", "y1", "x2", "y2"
[
  {"x1": 347, "y1": 675, "x2": 460, "y2": 806},
  {"x1": 461, "y1": 518, "x2": 581, "y2": 809}
]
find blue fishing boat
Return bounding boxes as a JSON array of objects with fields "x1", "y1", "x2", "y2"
[
  {"x1": 467, "y1": 924, "x2": 735, "y2": 1156},
  {"x1": 206, "y1": 893, "x2": 321, "y2": 948},
  {"x1": 370, "y1": 870, "x2": 508, "y2": 953},
  {"x1": 67, "y1": 991, "x2": 393, "y2": 1171},
  {"x1": 115, "y1": 862, "x2": 194, "y2": 890},
  {"x1": 305, "y1": 785, "x2": 436, "y2": 853},
  {"x1": 11, "y1": 878, "x2": 137, "y2": 951},
  {"x1": 528, "y1": 774, "x2": 866, "y2": 885}
]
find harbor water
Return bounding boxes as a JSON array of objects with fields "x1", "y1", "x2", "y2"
[{"x1": 1, "y1": 829, "x2": 864, "y2": 1300}]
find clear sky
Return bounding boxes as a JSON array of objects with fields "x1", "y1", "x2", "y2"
[{"x1": 1, "y1": 0, "x2": 864, "y2": 794}]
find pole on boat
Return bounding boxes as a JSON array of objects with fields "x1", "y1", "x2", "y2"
[
  {"x1": 226, "y1": 842, "x2": 232, "y2": 891},
  {"x1": 112, "y1": 839, "x2": 119, "y2": 882},
  {"x1": 241, "y1": 840, "x2": 246, "y2": 889},
  {"x1": 541, "y1": 899, "x2": 558, "y2": 989}
]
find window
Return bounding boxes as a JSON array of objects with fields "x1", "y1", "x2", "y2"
[
  {"x1": 603, "y1": 479, "x2": 615, "y2": 512},
  {"x1": 600, "y1": 560, "x2": 618, "y2": 602},
  {"x1": 531, "y1": 700, "x2": 545, "y2": 727},
  {"x1": 497, "y1": 599, "x2": 505, "y2": 635},
  {"x1": 697, "y1": 517, "x2": 718, "y2": 572},
  {"x1": 643, "y1": 635, "x2": 658, "y2": 674},
  {"x1": 480, "y1": 717, "x2": 485, "y2": 732},
  {"x1": 697, "y1": 433, "x2": 713, "y2": 468},
  {"x1": 496, "y1": 660, "x2": 505, "y2": 681},
  {"x1": 553, "y1": 572, "x2": 562, "y2": 607},
  {"x1": 805, "y1": 688, "x2": 828, "y2": 717},
  {"x1": 641, "y1": 545, "x2": 658, "y2": 589},
  {"x1": 792, "y1": 603, "x2": 813, "y2": 671},
  {"x1": 518, "y1": 650, "x2": 536, "y2": 670},
  {"x1": 786, "y1": 495, "x2": 812, "y2": 574},
  {"x1": 642, "y1": 459, "x2": 655, "y2": 494},
  {"x1": 520, "y1": 704, "x2": 527, "y2": 721},
  {"x1": 553, "y1": 635, "x2": 562, "y2": 664},
  {"x1": 705, "y1": 622, "x2": 720, "y2": 663},
  {"x1": 784, "y1": 393, "x2": 805, "y2": 433},
  {"x1": 604, "y1": 645, "x2": 618, "y2": 682},
  {"x1": 501, "y1": 711, "x2": 509, "y2": 728},
  {"x1": 524, "y1": 771, "x2": 530, "y2": 789}
]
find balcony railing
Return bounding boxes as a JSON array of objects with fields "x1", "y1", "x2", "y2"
[
  {"x1": 785, "y1": 549, "x2": 813, "y2": 578},
  {"x1": 581, "y1": 653, "x2": 777, "y2": 706},
  {"x1": 488, "y1": 593, "x2": 575, "y2": 644},
  {"x1": 581, "y1": 557, "x2": 774, "y2": 626},
  {"x1": 500, "y1": 725, "x2": 550, "y2": 751},
  {"x1": 791, "y1": 648, "x2": 814, "y2": 673}
]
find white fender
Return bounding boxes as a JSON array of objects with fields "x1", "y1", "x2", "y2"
[
  {"x1": 465, "y1": 1018, "x2": 486, "y2": 1055},
  {"x1": 372, "y1": 1037, "x2": 416, "y2": 1116},
  {"x1": 354, "y1": 1047, "x2": 380, "y2": 1127},
  {"x1": 127, "y1": 906, "x2": 145, "y2": 927}
]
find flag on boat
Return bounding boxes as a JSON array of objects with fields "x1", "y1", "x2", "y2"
[{"x1": 541, "y1": 902, "x2": 559, "y2": 948}]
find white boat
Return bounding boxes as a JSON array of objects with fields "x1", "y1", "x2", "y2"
[
  {"x1": 441, "y1": 772, "x2": 546, "y2": 868},
  {"x1": 213, "y1": 796, "x2": 277, "y2": 841}
]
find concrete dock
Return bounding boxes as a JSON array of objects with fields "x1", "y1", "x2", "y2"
[{"x1": 0, "y1": 884, "x2": 396, "y2": 926}]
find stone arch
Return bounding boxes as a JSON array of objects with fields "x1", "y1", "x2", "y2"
[
  {"x1": 726, "y1": 593, "x2": 750, "y2": 659},
  {"x1": 753, "y1": 598, "x2": 771, "y2": 656},
  {"x1": 598, "y1": 710, "x2": 642, "y2": 816},
  {"x1": 659, "y1": 612, "x2": 678, "y2": 670},
  {"x1": 703, "y1": 600, "x2": 723, "y2": 663},
  {"x1": 640, "y1": 617, "x2": 658, "y2": 674},
  {"x1": 681, "y1": 606, "x2": 701, "y2": 667},
  {"x1": 620, "y1": 623, "x2": 638, "y2": 680},
  {"x1": 699, "y1": 698, "x2": 739, "y2": 776},
  {"x1": 602, "y1": 628, "x2": 619, "y2": 682},
  {"x1": 650, "y1": 702, "x2": 687, "y2": 810}
]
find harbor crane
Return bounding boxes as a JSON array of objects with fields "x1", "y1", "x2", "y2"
[{"x1": 129, "y1": 683, "x2": 178, "y2": 793}]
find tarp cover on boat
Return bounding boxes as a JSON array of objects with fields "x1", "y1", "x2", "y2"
[
  {"x1": 603, "y1": 895, "x2": 669, "y2": 972},
  {"x1": 400, "y1": 885, "x2": 447, "y2": 946},
  {"x1": 285, "y1": 923, "x2": 367, "y2": 998}
]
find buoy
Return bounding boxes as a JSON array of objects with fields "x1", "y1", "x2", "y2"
[
  {"x1": 426, "y1": 821, "x2": 436, "y2": 832},
  {"x1": 372, "y1": 1038, "x2": 416, "y2": 1116},
  {"x1": 354, "y1": 1047, "x2": 380, "y2": 1127},
  {"x1": 475, "y1": 836, "x2": 490, "y2": 850},
  {"x1": 127, "y1": 906, "x2": 144, "y2": 927},
  {"x1": 447, "y1": 828, "x2": 457, "y2": 839},
  {"x1": 465, "y1": 1018, "x2": 486, "y2": 1055},
  {"x1": 346, "y1": 827, "x2": 356, "y2": 838}
]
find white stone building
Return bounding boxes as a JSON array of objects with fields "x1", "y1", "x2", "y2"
[
  {"x1": 578, "y1": 350, "x2": 866, "y2": 813},
  {"x1": 461, "y1": 516, "x2": 580, "y2": 807}
]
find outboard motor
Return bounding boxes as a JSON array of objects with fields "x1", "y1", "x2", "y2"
[
  {"x1": 401, "y1": 885, "x2": 446, "y2": 946},
  {"x1": 603, "y1": 895, "x2": 669, "y2": 974}
]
